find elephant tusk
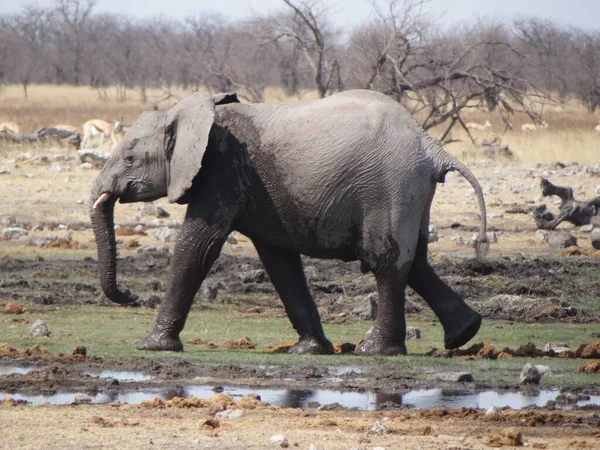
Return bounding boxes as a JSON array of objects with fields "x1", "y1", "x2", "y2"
[{"x1": 93, "y1": 192, "x2": 112, "y2": 209}]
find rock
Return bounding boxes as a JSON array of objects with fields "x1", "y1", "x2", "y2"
[
  {"x1": 545, "y1": 232, "x2": 577, "y2": 249},
  {"x1": 2, "y1": 227, "x2": 28, "y2": 240},
  {"x1": 73, "y1": 393, "x2": 92, "y2": 404},
  {"x1": 198, "y1": 284, "x2": 219, "y2": 300},
  {"x1": 591, "y1": 229, "x2": 600, "y2": 250},
  {"x1": 371, "y1": 421, "x2": 388, "y2": 435},
  {"x1": 544, "y1": 342, "x2": 571, "y2": 354},
  {"x1": 80, "y1": 162, "x2": 94, "y2": 170},
  {"x1": 216, "y1": 409, "x2": 244, "y2": 420},
  {"x1": 72, "y1": 346, "x2": 87, "y2": 357},
  {"x1": 155, "y1": 207, "x2": 170, "y2": 218},
  {"x1": 351, "y1": 294, "x2": 378, "y2": 320},
  {"x1": 470, "y1": 231, "x2": 497, "y2": 245},
  {"x1": 137, "y1": 245, "x2": 170, "y2": 255},
  {"x1": 428, "y1": 225, "x2": 439, "y2": 243},
  {"x1": 580, "y1": 224, "x2": 595, "y2": 232},
  {"x1": 270, "y1": 434, "x2": 289, "y2": 448},
  {"x1": 227, "y1": 233, "x2": 238, "y2": 245},
  {"x1": 150, "y1": 227, "x2": 179, "y2": 242},
  {"x1": 520, "y1": 363, "x2": 542, "y2": 384},
  {"x1": 406, "y1": 326, "x2": 421, "y2": 340},
  {"x1": 144, "y1": 295, "x2": 162, "y2": 309},
  {"x1": 0, "y1": 168, "x2": 12, "y2": 175},
  {"x1": 239, "y1": 269, "x2": 268, "y2": 283},
  {"x1": 78, "y1": 149, "x2": 110, "y2": 168},
  {"x1": 486, "y1": 406, "x2": 501, "y2": 417},
  {"x1": 308, "y1": 445, "x2": 319, "y2": 450},
  {"x1": 430, "y1": 372, "x2": 473, "y2": 382},
  {"x1": 76, "y1": 199, "x2": 84, "y2": 205},
  {"x1": 28, "y1": 319, "x2": 51, "y2": 337},
  {"x1": 535, "y1": 365, "x2": 552, "y2": 377},
  {"x1": 134, "y1": 224, "x2": 145, "y2": 234}
]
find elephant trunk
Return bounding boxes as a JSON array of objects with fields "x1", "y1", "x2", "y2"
[{"x1": 90, "y1": 186, "x2": 137, "y2": 304}]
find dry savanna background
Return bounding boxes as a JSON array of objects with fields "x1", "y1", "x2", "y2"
[{"x1": 0, "y1": 1, "x2": 600, "y2": 448}]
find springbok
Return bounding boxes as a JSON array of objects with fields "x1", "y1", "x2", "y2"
[
  {"x1": 465, "y1": 120, "x2": 492, "y2": 131},
  {"x1": 0, "y1": 122, "x2": 21, "y2": 134},
  {"x1": 82, "y1": 119, "x2": 125, "y2": 148},
  {"x1": 521, "y1": 120, "x2": 548, "y2": 132}
]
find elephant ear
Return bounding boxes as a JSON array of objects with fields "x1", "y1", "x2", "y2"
[{"x1": 165, "y1": 92, "x2": 239, "y2": 203}]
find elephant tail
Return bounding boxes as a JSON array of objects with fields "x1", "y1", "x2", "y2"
[{"x1": 437, "y1": 152, "x2": 489, "y2": 259}]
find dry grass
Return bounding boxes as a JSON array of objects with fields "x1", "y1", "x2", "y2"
[{"x1": 0, "y1": 84, "x2": 320, "y2": 132}]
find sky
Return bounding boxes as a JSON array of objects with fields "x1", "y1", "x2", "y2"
[{"x1": 0, "y1": 0, "x2": 598, "y2": 31}]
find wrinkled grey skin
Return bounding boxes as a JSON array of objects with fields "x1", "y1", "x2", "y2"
[{"x1": 90, "y1": 90, "x2": 487, "y2": 355}]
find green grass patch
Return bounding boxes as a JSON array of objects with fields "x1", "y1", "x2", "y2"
[{"x1": 1, "y1": 304, "x2": 598, "y2": 388}]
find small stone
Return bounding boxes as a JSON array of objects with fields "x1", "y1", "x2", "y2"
[
  {"x1": 546, "y1": 232, "x2": 577, "y2": 249},
  {"x1": 580, "y1": 224, "x2": 594, "y2": 233},
  {"x1": 371, "y1": 420, "x2": 387, "y2": 435},
  {"x1": 227, "y1": 233, "x2": 238, "y2": 245},
  {"x1": 308, "y1": 445, "x2": 319, "y2": 450},
  {"x1": 28, "y1": 319, "x2": 51, "y2": 337},
  {"x1": 155, "y1": 206, "x2": 170, "y2": 218},
  {"x1": 544, "y1": 342, "x2": 570, "y2": 353},
  {"x1": 270, "y1": 434, "x2": 289, "y2": 448},
  {"x1": 72, "y1": 346, "x2": 87, "y2": 357},
  {"x1": 486, "y1": 406, "x2": 500, "y2": 417},
  {"x1": 0, "y1": 168, "x2": 12, "y2": 175},
  {"x1": 520, "y1": 363, "x2": 542, "y2": 384},
  {"x1": 137, "y1": 245, "x2": 170, "y2": 255},
  {"x1": 351, "y1": 294, "x2": 378, "y2": 320},
  {"x1": 76, "y1": 199, "x2": 84, "y2": 205},
  {"x1": 406, "y1": 326, "x2": 421, "y2": 340},
  {"x1": 73, "y1": 393, "x2": 92, "y2": 404},
  {"x1": 591, "y1": 229, "x2": 600, "y2": 250},
  {"x1": 2, "y1": 227, "x2": 28, "y2": 240},
  {"x1": 150, "y1": 227, "x2": 179, "y2": 242},
  {"x1": 428, "y1": 225, "x2": 439, "y2": 243},
  {"x1": 134, "y1": 224, "x2": 145, "y2": 234},
  {"x1": 80, "y1": 162, "x2": 94, "y2": 170},
  {"x1": 216, "y1": 409, "x2": 244, "y2": 420}
]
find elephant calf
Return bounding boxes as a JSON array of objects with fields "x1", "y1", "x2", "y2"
[{"x1": 90, "y1": 89, "x2": 487, "y2": 355}]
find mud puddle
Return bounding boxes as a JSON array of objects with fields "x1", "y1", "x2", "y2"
[{"x1": 2, "y1": 364, "x2": 599, "y2": 410}]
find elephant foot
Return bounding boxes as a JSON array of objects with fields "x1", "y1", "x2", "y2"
[
  {"x1": 444, "y1": 311, "x2": 482, "y2": 349},
  {"x1": 136, "y1": 330, "x2": 183, "y2": 352},
  {"x1": 355, "y1": 337, "x2": 407, "y2": 356},
  {"x1": 289, "y1": 336, "x2": 334, "y2": 355}
]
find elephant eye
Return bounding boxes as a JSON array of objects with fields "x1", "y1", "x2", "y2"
[{"x1": 124, "y1": 153, "x2": 134, "y2": 165}]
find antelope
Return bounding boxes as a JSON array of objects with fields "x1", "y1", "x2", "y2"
[
  {"x1": 82, "y1": 118, "x2": 125, "y2": 148},
  {"x1": 465, "y1": 120, "x2": 492, "y2": 131},
  {"x1": 521, "y1": 120, "x2": 548, "y2": 132},
  {"x1": 0, "y1": 122, "x2": 21, "y2": 134}
]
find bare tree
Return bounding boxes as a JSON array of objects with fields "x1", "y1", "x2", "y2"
[
  {"x1": 347, "y1": 0, "x2": 552, "y2": 143},
  {"x1": 0, "y1": 6, "x2": 51, "y2": 99},
  {"x1": 51, "y1": 0, "x2": 96, "y2": 85}
]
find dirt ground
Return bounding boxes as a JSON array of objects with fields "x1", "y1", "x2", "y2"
[{"x1": 2, "y1": 148, "x2": 600, "y2": 448}]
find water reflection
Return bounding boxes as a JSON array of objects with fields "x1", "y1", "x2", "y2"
[{"x1": 1, "y1": 385, "x2": 599, "y2": 410}]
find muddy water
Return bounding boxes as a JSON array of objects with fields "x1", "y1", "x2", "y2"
[{"x1": 1, "y1": 366, "x2": 599, "y2": 409}]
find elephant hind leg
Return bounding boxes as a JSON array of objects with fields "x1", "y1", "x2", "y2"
[
  {"x1": 408, "y1": 233, "x2": 481, "y2": 349},
  {"x1": 355, "y1": 257, "x2": 411, "y2": 356},
  {"x1": 253, "y1": 239, "x2": 333, "y2": 355}
]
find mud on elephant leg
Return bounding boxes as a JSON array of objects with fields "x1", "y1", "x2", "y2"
[
  {"x1": 408, "y1": 234, "x2": 481, "y2": 349},
  {"x1": 355, "y1": 261, "x2": 411, "y2": 356},
  {"x1": 137, "y1": 216, "x2": 231, "y2": 352},
  {"x1": 253, "y1": 240, "x2": 334, "y2": 355}
]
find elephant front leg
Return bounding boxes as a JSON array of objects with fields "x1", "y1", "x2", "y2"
[
  {"x1": 137, "y1": 218, "x2": 229, "y2": 352},
  {"x1": 253, "y1": 240, "x2": 334, "y2": 355},
  {"x1": 408, "y1": 233, "x2": 481, "y2": 349}
]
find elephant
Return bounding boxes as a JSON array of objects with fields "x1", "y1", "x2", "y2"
[{"x1": 90, "y1": 89, "x2": 488, "y2": 355}]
